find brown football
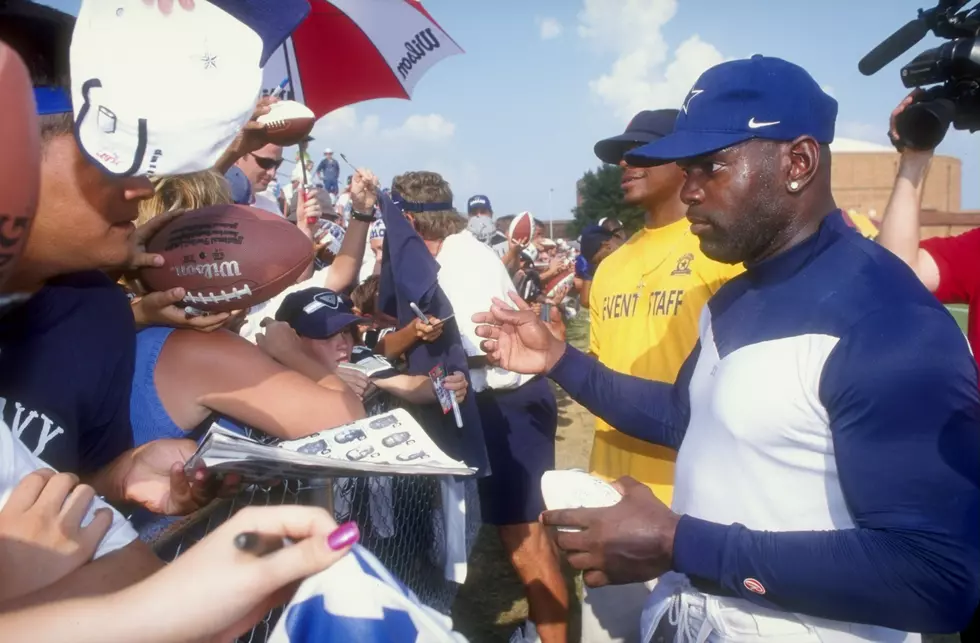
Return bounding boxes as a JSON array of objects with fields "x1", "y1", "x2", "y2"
[
  {"x1": 139, "y1": 205, "x2": 313, "y2": 313},
  {"x1": 257, "y1": 100, "x2": 316, "y2": 146},
  {"x1": 0, "y1": 41, "x2": 40, "y2": 291}
]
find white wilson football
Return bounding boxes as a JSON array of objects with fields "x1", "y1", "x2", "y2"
[
  {"x1": 508, "y1": 210, "x2": 536, "y2": 243},
  {"x1": 257, "y1": 100, "x2": 315, "y2": 146},
  {"x1": 541, "y1": 469, "x2": 623, "y2": 532}
]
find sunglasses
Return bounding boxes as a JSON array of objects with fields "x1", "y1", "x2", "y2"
[{"x1": 250, "y1": 154, "x2": 284, "y2": 171}]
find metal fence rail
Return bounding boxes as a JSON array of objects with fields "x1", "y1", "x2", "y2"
[{"x1": 145, "y1": 474, "x2": 480, "y2": 643}]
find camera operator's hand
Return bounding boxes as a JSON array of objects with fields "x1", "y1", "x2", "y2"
[{"x1": 889, "y1": 90, "x2": 936, "y2": 155}]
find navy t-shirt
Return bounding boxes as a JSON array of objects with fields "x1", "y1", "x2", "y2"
[{"x1": 0, "y1": 271, "x2": 136, "y2": 474}]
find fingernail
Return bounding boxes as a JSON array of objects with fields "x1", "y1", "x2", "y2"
[
  {"x1": 153, "y1": 256, "x2": 165, "y2": 266},
  {"x1": 327, "y1": 521, "x2": 359, "y2": 550}
]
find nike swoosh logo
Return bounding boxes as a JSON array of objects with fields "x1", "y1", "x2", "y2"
[{"x1": 748, "y1": 118, "x2": 780, "y2": 129}]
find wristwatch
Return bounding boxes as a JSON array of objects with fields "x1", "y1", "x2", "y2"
[{"x1": 351, "y1": 209, "x2": 374, "y2": 223}]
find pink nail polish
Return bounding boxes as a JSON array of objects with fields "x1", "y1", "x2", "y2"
[{"x1": 327, "y1": 522, "x2": 359, "y2": 550}]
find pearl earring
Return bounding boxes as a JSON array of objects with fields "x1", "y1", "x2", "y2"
[{"x1": 789, "y1": 181, "x2": 800, "y2": 191}]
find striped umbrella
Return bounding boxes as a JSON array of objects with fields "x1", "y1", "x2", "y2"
[{"x1": 262, "y1": 0, "x2": 464, "y2": 119}]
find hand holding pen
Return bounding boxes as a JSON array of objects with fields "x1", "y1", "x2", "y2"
[{"x1": 125, "y1": 507, "x2": 358, "y2": 642}]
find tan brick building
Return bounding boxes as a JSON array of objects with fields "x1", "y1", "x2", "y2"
[{"x1": 830, "y1": 138, "x2": 969, "y2": 239}]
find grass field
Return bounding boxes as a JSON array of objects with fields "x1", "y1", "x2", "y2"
[
  {"x1": 949, "y1": 304, "x2": 969, "y2": 333},
  {"x1": 452, "y1": 314, "x2": 592, "y2": 642},
  {"x1": 450, "y1": 312, "x2": 965, "y2": 643}
]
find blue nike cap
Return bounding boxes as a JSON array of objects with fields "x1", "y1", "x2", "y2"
[{"x1": 625, "y1": 55, "x2": 838, "y2": 166}]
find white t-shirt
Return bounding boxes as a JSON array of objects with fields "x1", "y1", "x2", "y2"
[
  {"x1": 358, "y1": 243, "x2": 377, "y2": 285},
  {"x1": 0, "y1": 421, "x2": 137, "y2": 558},
  {"x1": 436, "y1": 230, "x2": 533, "y2": 393},
  {"x1": 335, "y1": 193, "x2": 352, "y2": 226},
  {"x1": 252, "y1": 190, "x2": 283, "y2": 216}
]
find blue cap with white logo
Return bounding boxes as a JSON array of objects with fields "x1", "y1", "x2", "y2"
[
  {"x1": 467, "y1": 195, "x2": 492, "y2": 215},
  {"x1": 276, "y1": 287, "x2": 365, "y2": 340},
  {"x1": 625, "y1": 55, "x2": 838, "y2": 166}
]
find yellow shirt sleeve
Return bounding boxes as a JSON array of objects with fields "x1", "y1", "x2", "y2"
[
  {"x1": 704, "y1": 260, "x2": 745, "y2": 295},
  {"x1": 589, "y1": 269, "x2": 602, "y2": 356}
]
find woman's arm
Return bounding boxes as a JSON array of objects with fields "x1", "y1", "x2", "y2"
[
  {"x1": 156, "y1": 330, "x2": 365, "y2": 440},
  {"x1": 373, "y1": 372, "x2": 468, "y2": 405}
]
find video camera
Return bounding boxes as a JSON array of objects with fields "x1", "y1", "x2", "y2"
[{"x1": 859, "y1": 0, "x2": 980, "y2": 149}]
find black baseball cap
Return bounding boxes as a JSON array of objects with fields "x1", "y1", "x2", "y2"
[
  {"x1": 275, "y1": 287, "x2": 365, "y2": 339},
  {"x1": 593, "y1": 109, "x2": 679, "y2": 165}
]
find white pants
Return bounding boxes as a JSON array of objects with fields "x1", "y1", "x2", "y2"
[
  {"x1": 642, "y1": 573, "x2": 920, "y2": 643},
  {"x1": 580, "y1": 582, "x2": 651, "y2": 643}
]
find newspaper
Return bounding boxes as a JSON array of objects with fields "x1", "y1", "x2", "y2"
[{"x1": 185, "y1": 408, "x2": 476, "y2": 482}]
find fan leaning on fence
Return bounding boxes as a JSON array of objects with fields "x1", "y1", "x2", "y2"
[{"x1": 0, "y1": 34, "x2": 358, "y2": 642}]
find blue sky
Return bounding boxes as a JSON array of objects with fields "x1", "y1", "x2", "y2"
[{"x1": 42, "y1": 0, "x2": 979, "y2": 221}]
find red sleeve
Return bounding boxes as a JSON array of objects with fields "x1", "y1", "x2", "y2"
[{"x1": 920, "y1": 229, "x2": 980, "y2": 305}]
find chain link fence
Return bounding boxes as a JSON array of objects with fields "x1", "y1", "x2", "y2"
[{"x1": 143, "y1": 473, "x2": 480, "y2": 643}]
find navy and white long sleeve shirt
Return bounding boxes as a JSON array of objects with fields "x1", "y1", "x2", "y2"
[{"x1": 550, "y1": 212, "x2": 980, "y2": 634}]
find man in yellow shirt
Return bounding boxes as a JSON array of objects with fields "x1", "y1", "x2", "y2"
[{"x1": 582, "y1": 109, "x2": 742, "y2": 643}]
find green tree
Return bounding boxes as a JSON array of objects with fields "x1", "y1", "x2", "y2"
[{"x1": 571, "y1": 164, "x2": 644, "y2": 235}]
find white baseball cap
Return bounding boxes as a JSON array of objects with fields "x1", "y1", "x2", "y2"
[
  {"x1": 70, "y1": 0, "x2": 308, "y2": 177},
  {"x1": 325, "y1": 148, "x2": 333, "y2": 154}
]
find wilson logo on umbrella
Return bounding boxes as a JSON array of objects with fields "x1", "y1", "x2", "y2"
[{"x1": 262, "y1": 0, "x2": 464, "y2": 119}]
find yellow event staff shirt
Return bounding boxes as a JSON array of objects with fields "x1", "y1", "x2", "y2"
[{"x1": 589, "y1": 218, "x2": 743, "y2": 505}]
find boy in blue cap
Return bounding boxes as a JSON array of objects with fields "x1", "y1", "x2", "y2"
[{"x1": 474, "y1": 56, "x2": 979, "y2": 641}]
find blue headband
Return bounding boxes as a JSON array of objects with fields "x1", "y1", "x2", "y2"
[
  {"x1": 34, "y1": 87, "x2": 72, "y2": 116},
  {"x1": 390, "y1": 190, "x2": 454, "y2": 213}
]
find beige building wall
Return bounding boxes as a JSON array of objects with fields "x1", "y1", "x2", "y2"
[{"x1": 832, "y1": 152, "x2": 961, "y2": 216}]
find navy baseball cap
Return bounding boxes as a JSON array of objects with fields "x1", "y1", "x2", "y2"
[
  {"x1": 275, "y1": 287, "x2": 365, "y2": 339},
  {"x1": 467, "y1": 195, "x2": 492, "y2": 214},
  {"x1": 579, "y1": 225, "x2": 616, "y2": 263},
  {"x1": 594, "y1": 109, "x2": 679, "y2": 165},
  {"x1": 625, "y1": 56, "x2": 838, "y2": 166}
]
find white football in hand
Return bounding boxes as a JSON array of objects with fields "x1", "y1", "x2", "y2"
[
  {"x1": 257, "y1": 100, "x2": 315, "y2": 146},
  {"x1": 541, "y1": 469, "x2": 623, "y2": 532}
]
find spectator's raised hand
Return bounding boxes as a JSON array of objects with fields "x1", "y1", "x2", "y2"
[
  {"x1": 0, "y1": 470, "x2": 112, "y2": 602},
  {"x1": 131, "y1": 288, "x2": 233, "y2": 332},
  {"x1": 297, "y1": 188, "x2": 323, "y2": 238},
  {"x1": 118, "y1": 506, "x2": 358, "y2": 642},
  {"x1": 472, "y1": 291, "x2": 567, "y2": 374},
  {"x1": 350, "y1": 169, "x2": 380, "y2": 214},
  {"x1": 442, "y1": 371, "x2": 469, "y2": 404},
  {"x1": 413, "y1": 316, "x2": 444, "y2": 343},
  {"x1": 217, "y1": 97, "x2": 281, "y2": 171},
  {"x1": 889, "y1": 90, "x2": 935, "y2": 154},
  {"x1": 143, "y1": 0, "x2": 195, "y2": 14},
  {"x1": 509, "y1": 234, "x2": 530, "y2": 251}
]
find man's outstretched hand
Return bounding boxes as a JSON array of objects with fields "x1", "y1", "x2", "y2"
[{"x1": 472, "y1": 291, "x2": 567, "y2": 374}]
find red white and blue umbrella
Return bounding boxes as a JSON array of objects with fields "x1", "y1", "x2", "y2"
[{"x1": 262, "y1": 0, "x2": 464, "y2": 120}]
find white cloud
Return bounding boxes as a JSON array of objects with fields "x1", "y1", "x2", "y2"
[
  {"x1": 837, "y1": 121, "x2": 888, "y2": 145},
  {"x1": 538, "y1": 17, "x2": 563, "y2": 40},
  {"x1": 821, "y1": 85, "x2": 836, "y2": 98},
  {"x1": 313, "y1": 107, "x2": 455, "y2": 145},
  {"x1": 577, "y1": 0, "x2": 725, "y2": 120},
  {"x1": 286, "y1": 108, "x2": 471, "y2": 203},
  {"x1": 382, "y1": 114, "x2": 456, "y2": 142}
]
